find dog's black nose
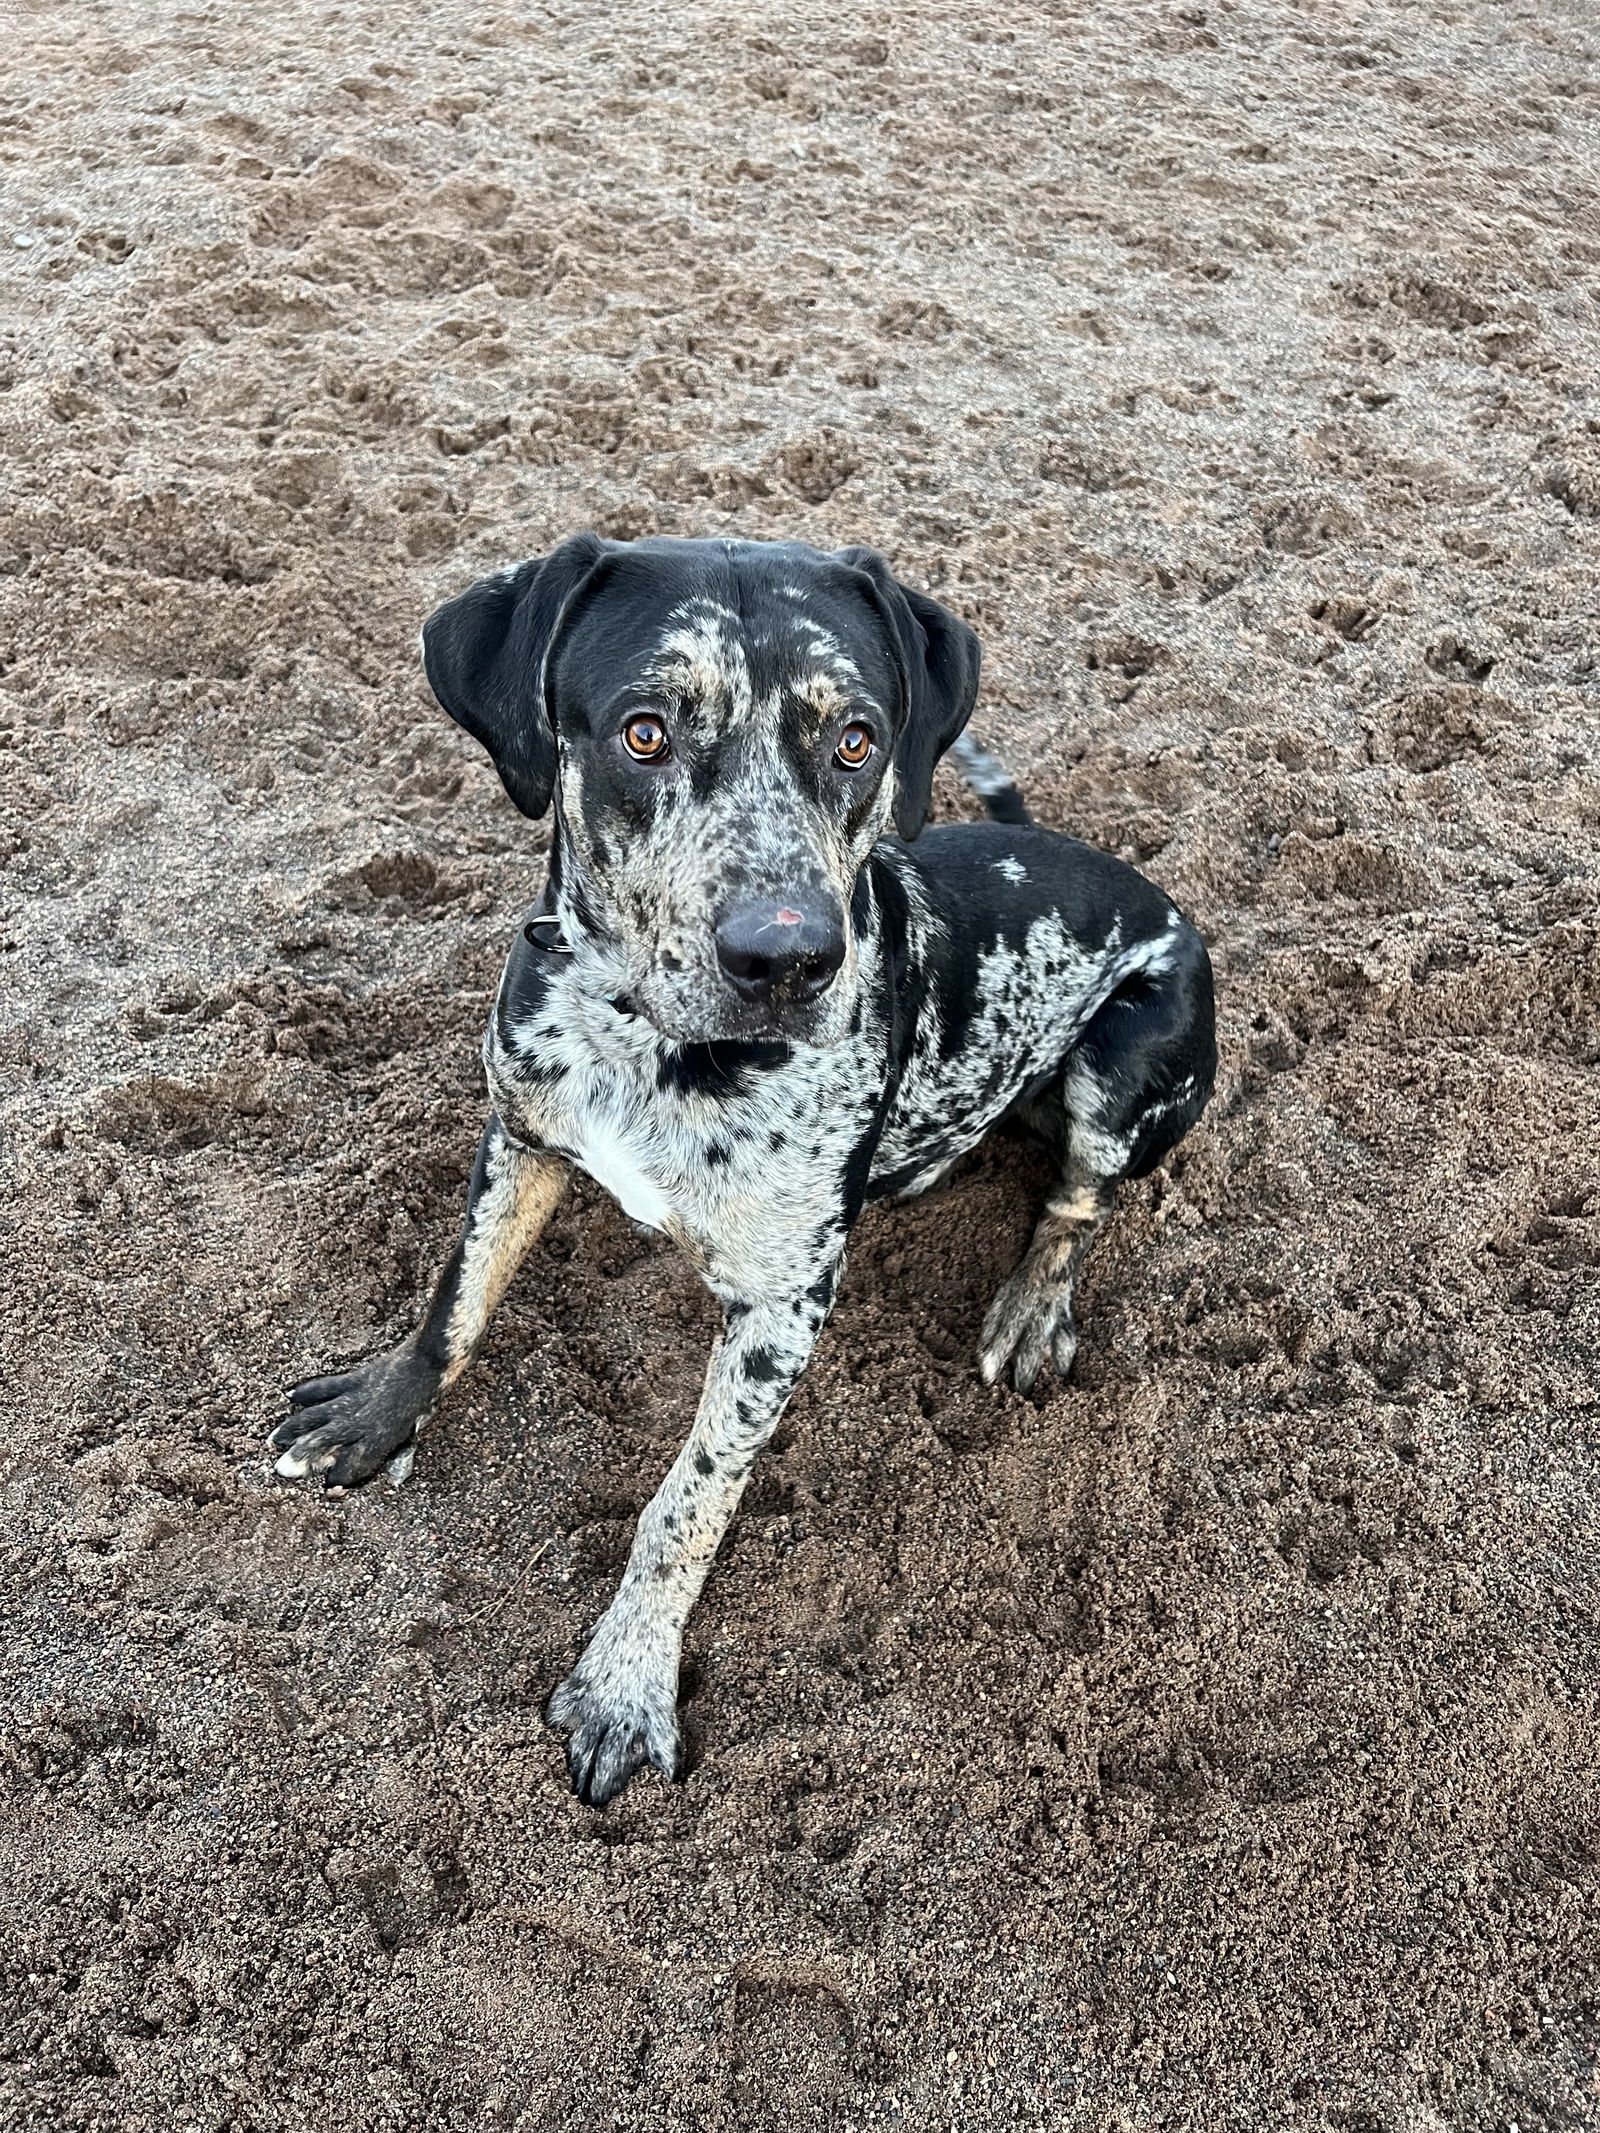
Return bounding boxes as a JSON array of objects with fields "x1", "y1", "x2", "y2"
[{"x1": 715, "y1": 901, "x2": 846, "y2": 1003}]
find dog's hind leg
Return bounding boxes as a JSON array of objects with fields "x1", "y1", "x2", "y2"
[
  {"x1": 979, "y1": 1166, "x2": 1113, "y2": 1393},
  {"x1": 980, "y1": 923, "x2": 1215, "y2": 1393},
  {"x1": 268, "y1": 1120, "x2": 568, "y2": 1487},
  {"x1": 548, "y1": 1249, "x2": 846, "y2": 1807}
]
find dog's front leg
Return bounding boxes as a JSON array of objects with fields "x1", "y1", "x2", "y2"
[
  {"x1": 548, "y1": 1265, "x2": 840, "y2": 1807},
  {"x1": 269, "y1": 1119, "x2": 568, "y2": 1487}
]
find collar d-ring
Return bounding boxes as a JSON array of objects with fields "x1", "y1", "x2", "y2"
[{"x1": 523, "y1": 910, "x2": 573, "y2": 954}]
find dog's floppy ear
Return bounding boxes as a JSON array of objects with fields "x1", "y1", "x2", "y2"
[
  {"x1": 421, "y1": 533, "x2": 609, "y2": 819},
  {"x1": 831, "y1": 546, "x2": 982, "y2": 840}
]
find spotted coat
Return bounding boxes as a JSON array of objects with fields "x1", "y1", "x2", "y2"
[{"x1": 269, "y1": 536, "x2": 1216, "y2": 1807}]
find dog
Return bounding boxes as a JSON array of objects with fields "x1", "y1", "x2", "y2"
[{"x1": 268, "y1": 535, "x2": 1216, "y2": 1806}]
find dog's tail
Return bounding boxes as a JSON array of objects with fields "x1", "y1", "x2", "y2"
[{"x1": 948, "y1": 732, "x2": 1032, "y2": 826}]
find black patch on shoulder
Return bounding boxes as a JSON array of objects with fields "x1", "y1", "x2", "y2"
[
  {"x1": 694, "y1": 1450, "x2": 716, "y2": 1476},
  {"x1": 741, "y1": 1344, "x2": 780, "y2": 1383},
  {"x1": 705, "y1": 1140, "x2": 731, "y2": 1167}
]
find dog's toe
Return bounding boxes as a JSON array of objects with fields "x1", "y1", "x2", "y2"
[
  {"x1": 286, "y1": 1371, "x2": 363, "y2": 1410},
  {"x1": 980, "y1": 1274, "x2": 1078, "y2": 1394},
  {"x1": 271, "y1": 1403, "x2": 385, "y2": 1484},
  {"x1": 547, "y1": 1656, "x2": 681, "y2": 1808},
  {"x1": 1050, "y1": 1319, "x2": 1079, "y2": 1381},
  {"x1": 269, "y1": 1349, "x2": 439, "y2": 1488}
]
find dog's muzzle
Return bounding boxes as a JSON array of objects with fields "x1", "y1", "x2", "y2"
[{"x1": 714, "y1": 897, "x2": 846, "y2": 1006}]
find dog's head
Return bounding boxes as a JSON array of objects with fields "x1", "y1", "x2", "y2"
[{"x1": 422, "y1": 535, "x2": 980, "y2": 1045}]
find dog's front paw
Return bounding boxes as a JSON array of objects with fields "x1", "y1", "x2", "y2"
[
  {"x1": 267, "y1": 1346, "x2": 441, "y2": 1488},
  {"x1": 546, "y1": 1631, "x2": 681, "y2": 1808},
  {"x1": 978, "y1": 1270, "x2": 1078, "y2": 1394}
]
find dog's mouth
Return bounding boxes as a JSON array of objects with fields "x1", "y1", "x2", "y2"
[
  {"x1": 567, "y1": 881, "x2": 859, "y2": 1048},
  {"x1": 631, "y1": 997, "x2": 833, "y2": 1047},
  {"x1": 623, "y1": 962, "x2": 854, "y2": 1050},
  {"x1": 562, "y1": 938, "x2": 831, "y2": 1045}
]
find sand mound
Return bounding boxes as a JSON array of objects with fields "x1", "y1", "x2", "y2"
[{"x1": 2, "y1": 2, "x2": 1597, "y2": 2126}]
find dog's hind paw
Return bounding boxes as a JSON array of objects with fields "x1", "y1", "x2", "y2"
[
  {"x1": 547, "y1": 1638, "x2": 681, "y2": 1808},
  {"x1": 978, "y1": 1272, "x2": 1079, "y2": 1394},
  {"x1": 267, "y1": 1346, "x2": 440, "y2": 1489}
]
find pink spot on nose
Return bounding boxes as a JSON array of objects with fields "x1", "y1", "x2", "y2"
[{"x1": 775, "y1": 908, "x2": 804, "y2": 927}]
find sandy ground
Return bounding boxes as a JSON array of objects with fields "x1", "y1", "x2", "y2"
[{"x1": 2, "y1": 0, "x2": 1599, "y2": 2125}]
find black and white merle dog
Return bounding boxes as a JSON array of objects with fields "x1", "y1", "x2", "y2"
[{"x1": 268, "y1": 535, "x2": 1215, "y2": 1806}]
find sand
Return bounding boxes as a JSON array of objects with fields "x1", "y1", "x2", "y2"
[{"x1": 2, "y1": 0, "x2": 1598, "y2": 2125}]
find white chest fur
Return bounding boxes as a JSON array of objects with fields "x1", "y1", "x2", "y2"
[{"x1": 570, "y1": 1110, "x2": 674, "y2": 1230}]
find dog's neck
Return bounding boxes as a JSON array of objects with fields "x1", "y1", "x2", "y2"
[{"x1": 518, "y1": 814, "x2": 632, "y2": 1023}]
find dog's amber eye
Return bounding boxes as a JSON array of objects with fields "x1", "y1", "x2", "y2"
[
  {"x1": 622, "y1": 714, "x2": 670, "y2": 762},
  {"x1": 834, "y1": 723, "x2": 874, "y2": 770}
]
